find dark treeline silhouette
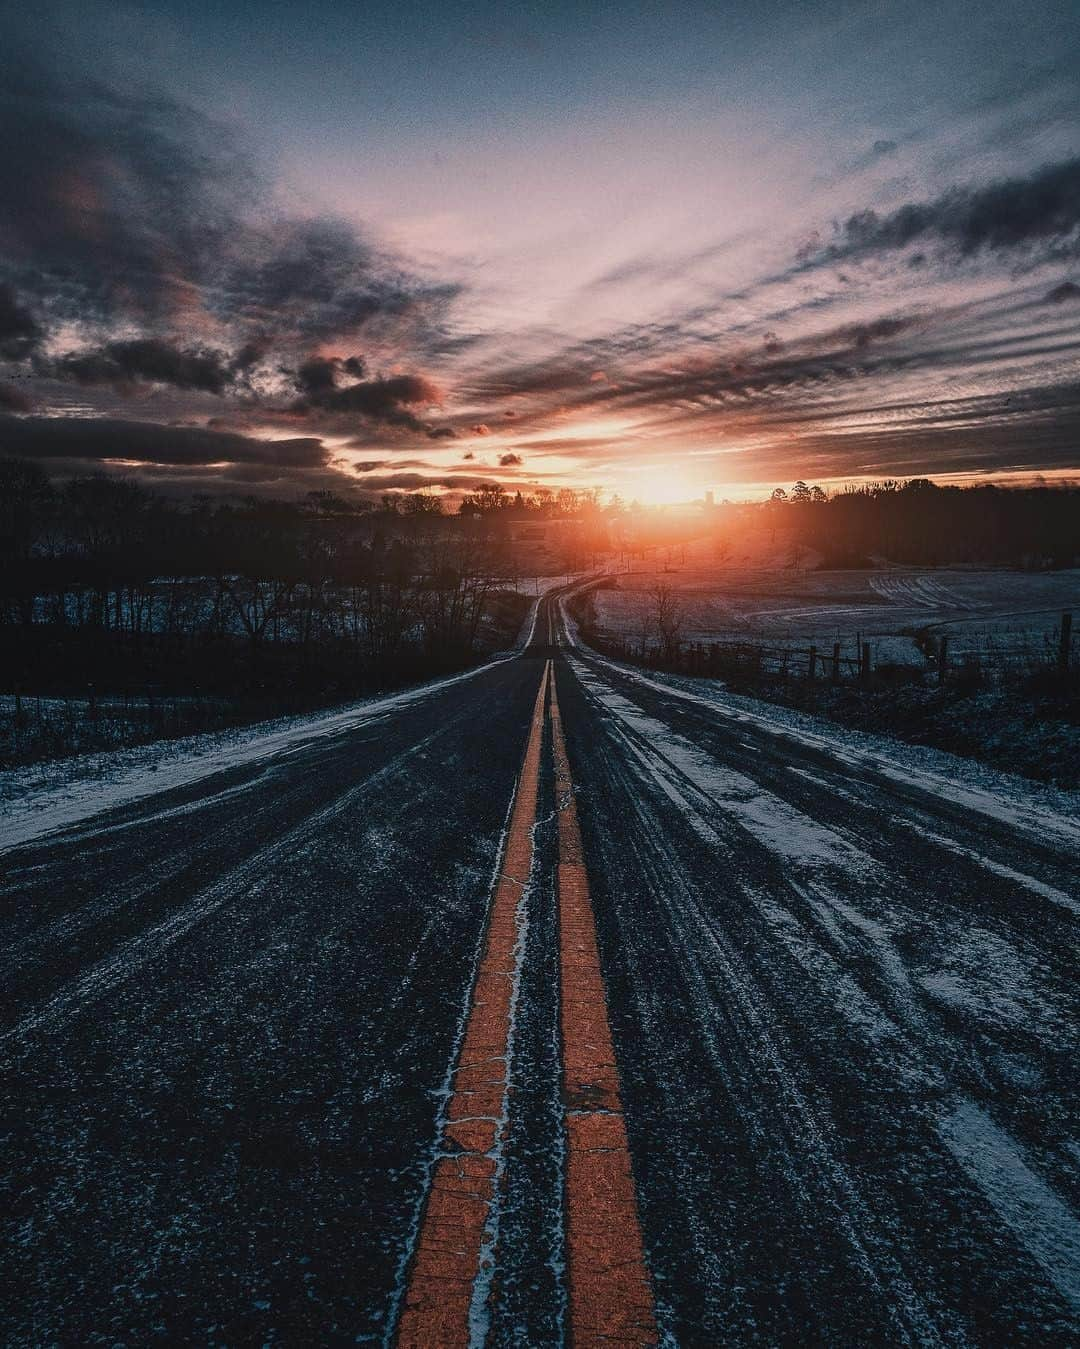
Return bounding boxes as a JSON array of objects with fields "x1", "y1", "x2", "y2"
[
  {"x1": 0, "y1": 461, "x2": 535, "y2": 713},
  {"x1": 765, "y1": 478, "x2": 1079, "y2": 567}
]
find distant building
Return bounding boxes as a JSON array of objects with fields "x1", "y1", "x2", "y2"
[{"x1": 704, "y1": 490, "x2": 715, "y2": 509}]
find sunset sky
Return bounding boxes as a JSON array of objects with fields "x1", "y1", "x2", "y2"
[{"x1": 2, "y1": 0, "x2": 1079, "y2": 502}]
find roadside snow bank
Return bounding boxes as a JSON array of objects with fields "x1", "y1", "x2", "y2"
[
  {"x1": 559, "y1": 589, "x2": 1080, "y2": 855},
  {"x1": 0, "y1": 658, "x2": 502, "y2": 855}
]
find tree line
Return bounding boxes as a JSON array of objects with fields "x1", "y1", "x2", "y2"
[
  {"x1": 763, "y1": 478, "x2": 1080, "y2": 567},
  {"x1": 0, "y1": 461, "x2": 530, "y2": 698}
]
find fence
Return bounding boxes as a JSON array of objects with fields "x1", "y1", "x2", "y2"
[
  {"x1": 580, "y1": 609, "x2": 1075, "y2": 690},
  {"x1": 0, "y1": 689, "x2": 285, "y2": 765}
]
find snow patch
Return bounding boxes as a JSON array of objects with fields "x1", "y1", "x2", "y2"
[
  {"x1": 1, "y1": 661, "x2": 495, "y2": 854},
  {"x1": 939, "y1": 1098, "x2": 1080, "y2": 1313},
  {"x1": 569, "y1": 655, "x2": 873, "y2": 878}
]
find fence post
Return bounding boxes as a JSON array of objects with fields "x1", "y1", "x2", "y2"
[
  {"x1": 1059, "y1": 611, "x2": 1072, "y2": 672},
  {"x1": 831, "y1": 642, "x2": 841, "y2": 684},
  {"x1": 938, "y1": 635, "x2": 949, "y2": 687},
  {"x1": 860, "y1": 642, "x2": 871, "y2": 683},
  {"x1": 807, "y1": 645, "x2": 816, "y2": 681}
]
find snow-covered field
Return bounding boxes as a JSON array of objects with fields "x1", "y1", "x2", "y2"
[{"x1": 592, "y1": 566, "x2": 1080, "y2": 667}]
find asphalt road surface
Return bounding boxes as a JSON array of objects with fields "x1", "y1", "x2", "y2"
[{"x1": 2, "y1": 588, "x2": 1078, "y2": 1345}]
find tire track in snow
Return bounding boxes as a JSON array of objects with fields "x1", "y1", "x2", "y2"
[
  {"x1": 560, "y1": 652, "x2": 943, "y2": 1343},
  {"x1": 0, "y1": 717, "x2": 478, "y2": 1053}
]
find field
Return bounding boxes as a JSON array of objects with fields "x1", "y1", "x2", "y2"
[{"x1": 592, "y1": 565, "x2": 1080, "y2": 671}]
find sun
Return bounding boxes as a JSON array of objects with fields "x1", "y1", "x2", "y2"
[{"x1": 620, "y1": 465, "x2": 702, "y2": 506}]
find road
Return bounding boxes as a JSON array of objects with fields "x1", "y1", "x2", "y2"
[{"x1": 2, "y1": 587, "x2": 1078, "y2": 1345}]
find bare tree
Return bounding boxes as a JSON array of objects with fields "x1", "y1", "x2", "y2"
[
  {"x1": 651, "y1": 581, "x2": 683, "y2": 662},
  {"x1": 635, "y1": 606, "x2": 656, "y2": 661}
]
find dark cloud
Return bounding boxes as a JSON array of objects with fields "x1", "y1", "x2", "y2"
[
  {"x1": 298, "y1": 373, "x2": 441, "y2": 430},
  {"x1": 349, "y1": 471, "x2": 526, "y2": 493},
  {"x1": 1045, "y1": 280, "x2": 1080, "y2": 303},
  {"x1": 223, "y1": 218, "x2": 461, "y2": 348},
  {"x1": 0, "y1": 51, "x2": 463, "y2": 382},
  {"x1": 747, "y1": 381, "x2": 1080, "y2": 481},
  {"x1": 872, "y1": 139, "x2": 898, "y2": 157},
  {"x1": 0, "y1": 284, "x2": 44, "y2": 360},
  {"x1": 834, "y1": 316, "x2": 913, "y2": 348},
  {"x1": 823, "y1": 155, "x2": 1080, "y2": 262},
  {"x1": 498, "y1": 451, "x2": 523, "y2": 466},
  {"x1": 468, "y1": 300, "x2": 1080, "y2": 478},
  {"x1": 0, "y1": 53, "x2": 253, "y2": 326},
  {"x1": 0, "y1": 383, "x2": 34, "y2": 412},
  {"x1": 230, "y1": 336, "x2": 274, "y2": 371},
  {"x1": 0, "y1": 414, "x2": 328, "y2": 467},
  {"x1": 55, "y1": 339, "x2": 233, "y2": 393},
  {"x1": 292, "y1": 356, "x2": 341, "y2": 397},
  {"x1": 428, "y1": 426, "x2": 458, "y2": 439},
  {"x1": 477, "y1": 363, "x2": 599, "y2": 398},
  {"x1": 293, "y1": 352, "x2": 370, "y2": 397}
]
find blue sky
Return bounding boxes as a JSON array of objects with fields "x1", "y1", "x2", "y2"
[{"x1": 2, "y1": 0, "x2": 1079, "y2": 499}]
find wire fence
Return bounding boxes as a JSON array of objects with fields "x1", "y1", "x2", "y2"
[{"x1": 578, "y1": 608, "x2": 1075, "y2": 689}]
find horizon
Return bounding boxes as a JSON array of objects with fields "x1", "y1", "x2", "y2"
[{"x1": 2, "y1": 2, "x2": 1080, "y2": 506}]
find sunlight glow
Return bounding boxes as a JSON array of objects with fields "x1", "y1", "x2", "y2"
[{"x1": 618, "y1": 463, "x2": 704, "y2": 506}]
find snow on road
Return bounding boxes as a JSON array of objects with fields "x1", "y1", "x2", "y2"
[
  {"x1": 558, "y1": 592, "x2": 1078, "y2": 1338},
  {"x1": 560, "y1": 591, "x2": 1080, "y2": 856},
  {"x1": 940, "y1": 1098, "x2": 1080, "y2": 1314},
  {"x1": 568, "y1": 654, "x2": 872, "y2": 877}
]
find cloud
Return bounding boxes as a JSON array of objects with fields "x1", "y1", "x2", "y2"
[
  {"x1": 833, "y1": 316, "x2": 913, "y2": 348},
  {"x1": 0, "y1": 51, "x2": 464, "y2": 385},
  {"x1": 55, "y1": 339, "x2": 233, "y2": 393},
  {"x1": 498, "y1": 451, "x2": 523, "y2": 466},
  {"x1": 0, "y1": 414, "x2": 328, "y2": 467},
  {"x1": 477, "y1": 362, "x2": 600, "y2": 398},
  {"x1": 0, "y1": 284, "x2": 43, "y2": 360},
  {"x1": 298, "y1": 373, "x2": 441, "y2": 429},
  {"x1": 0, "y1": 53, "x2": 253, "y2": 327},
  {"x1": 347, "y1": 471, "x2": 529, "y2": 493},
  {"x1": 294, "y1": 356, "x2": 344, "y2": 396},
  {"x1": 427, "y1": 425, "x2": 458, "y2": 439},
  {"x1": 820, "y1": 155, "x2": 1080, "y2": 262},
  {"x1": 291, "y1": 353, "x2": 378, "y2": 400},
  {"x1": 1045, "y1": 280, "x2": 1080, "y2": 303},
  {"x1": 469, "y1": 423, "x2": 492, "y2": 436},
  {"x1": 224, "y1": 217, "x2": 461, "y2": 349},
  {"x1": 0, "y1": 383, "x2": 34, "y2": 412}
]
